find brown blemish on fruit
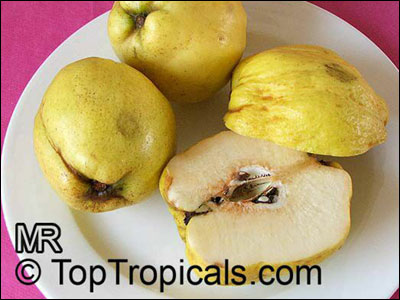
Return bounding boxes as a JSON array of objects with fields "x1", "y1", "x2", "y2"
[
  {"x1": 261, "y1": 95, "x2": 274, "y2": 101},
  {"x1": 228, "y1": 104, "x2": 252, "y2": 114},
  {"x1": 117, "y1": 113, "x2": 138, "y2": 138},
  {"x1": 163, "y1": 172, "x2": 173, "y2": 194},
  {"x1": 325, "y1": 63, "x2": 357, "y2": 83}
]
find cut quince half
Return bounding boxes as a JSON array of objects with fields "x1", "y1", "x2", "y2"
[
  {"x1": 160, "y1": 131, "x2": 352, "y2": 283},
  {"x1": 224, "y1": 45, "x2": 389, "y2": 156}
]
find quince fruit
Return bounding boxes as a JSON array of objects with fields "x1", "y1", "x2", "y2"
[
  {"x1": 224, "y1": 45, "x2": 389, "y2": 156},
  {"x1": 108, "y1": 1, "x2": 247, "y2": 103},
  {"x1": 34, "y1": 57, "x2": 175, "y2": 212}
]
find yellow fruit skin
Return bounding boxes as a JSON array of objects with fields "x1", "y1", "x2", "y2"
[
  {"x1": 224, "y1": 45, "x2": 389, "y2": 156},
  {"x1": 108, "y1": 1, "x2": 247, "y2": 103},
  {"x1": 159, "y1": 168, "x2": 187, "y2": 240},
  {"x1": 159, "y1": 161, "x2": 352, "y2": 285},
  {"x1": 34, "y1": 57, "x2": 176, "y2": 212}
]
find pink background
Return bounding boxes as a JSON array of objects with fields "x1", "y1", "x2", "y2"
[{"x1": 1, "y1": 1, "x2": 399, "y2": 299}]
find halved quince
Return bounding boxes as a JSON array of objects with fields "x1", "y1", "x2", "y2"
[
  {"x1": 160, "y1": 131, "x2": 352, "y2": 283},
  {"x1": 224, "y1": 45, "x2": 389, "y2": 156}
]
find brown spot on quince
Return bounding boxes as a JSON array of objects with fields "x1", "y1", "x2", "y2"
[
  {"x1": 228, "y1": 104, "x2": 253, "y2": 114},
  {"x1": 325, "y1": 63, "x2": 357, "y2": 83}
]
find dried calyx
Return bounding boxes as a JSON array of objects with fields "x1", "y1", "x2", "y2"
[
  {"x1": 184, "y1": 166, "x2": 285, "y2": 225},
  {"x1": 87, "y1": 180, "x2": 122, "y2": 199},
  {"x1": 133, "y1": 14, "x2": 147, "y2": 29},
  {"x1": 119, "y1": 1, "x2": 151, "y2": 30}
]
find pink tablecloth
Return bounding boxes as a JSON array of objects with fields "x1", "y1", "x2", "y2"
[{"x1": 1, "y1": 1, "x2": 399, "y2": 299}]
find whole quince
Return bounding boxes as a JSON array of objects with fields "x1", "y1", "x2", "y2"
[
  {"x1": 108, "y1": 1, "x2": 247, "y2": 103},
  {"x1": 34, "y1": 57, "x2": 175, "y2": 212},
  {"x1": 224, "y1": 45, "x2": 389, "y2": 156}
]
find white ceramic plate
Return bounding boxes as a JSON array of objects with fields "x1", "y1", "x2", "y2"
[{"x1": 2, "y1": 2, "x2": 399, "y2": 298}]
